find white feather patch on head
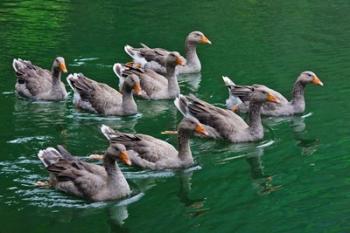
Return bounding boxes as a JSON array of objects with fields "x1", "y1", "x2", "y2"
[{"x1": 222, "y1": 76, "x2": 236, "y2": 86}]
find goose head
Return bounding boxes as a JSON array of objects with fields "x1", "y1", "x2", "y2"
[
  {"x1": 166, "y1": 52, "x2": 186, "y2": 67},
  {"x1": 298, "y1": 71, "x2": 323, "y2": 86},
  {"x1": 107, "y1": 143, "x2": 131, "y2": 166},
  {"x1": 53, "y1": 57, "x2": 68, "y2": 73},
  {"x1": 249, "y1": 89, "x2": 280, "y2": 104},
  {"x1": 187, "y1": 31, "x2": 212, "y2": 45},
  {"x1": 178, "y1": 115, "x2": 208, "y2": 136},
  {"x1": 123, "y1": 73, "x2": 142, "y2": 95}
]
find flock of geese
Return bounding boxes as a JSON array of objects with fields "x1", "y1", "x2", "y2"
[{"x1": 12, "y1": 31, "x2": 324, "y2": 202}]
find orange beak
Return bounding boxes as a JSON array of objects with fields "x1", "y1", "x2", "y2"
[
  {"x1": 119, "y1": 151, "x2": 132, "y2": 166},
  {"x1": 133, "y1": 83, "x2": 142, "y2": 95},
  {"x1": 59, "y1": 62, "x2": 68, "y2": 73},
  {"x1": 200, "y1": 35, "x2": 212, "y2": 45},
  {"x1": 267, "y1": 93, "x2": 280, "y2": 104},
  {"x1": 176, "y1": 56, "x2": 186, "y2": 66},
  {"x1": 311, "y1": 75, "x2": 324, "y2": 86},
  {"x1": 195, "y1": 123, "x2": 209, "y2": 136}
]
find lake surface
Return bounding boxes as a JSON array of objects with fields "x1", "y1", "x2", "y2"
[{"x1": 1, "y1": 0, "x2": 350, "y2": 232}]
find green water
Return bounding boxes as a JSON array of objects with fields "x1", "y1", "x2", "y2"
[{"x1": 1, "y1": 0, "x2": 350, "y2": 232}]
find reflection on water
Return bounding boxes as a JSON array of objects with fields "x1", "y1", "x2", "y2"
[
  {"x1": 177, "y1": 171, "x2": 208, "y2": 218},
  {"x1": 13, "y1": 99, "x2": 68, "y2": 130},
  {"x1": 70, "y1": 57, "x2": 100, "y2": 67},
  {"x1": 291, "y1": 116, "x2": 320, "y2": 157},
  {"x1": 263, "y1": 112, "x2": 320, "y2": 156},
  {"x1": 246, "y1": 148, "x2": 281, "y2": 195},
  {"x1": 178, "y1": 72, "x2": 202, "y2": 92},
  {"x1": 137, "y1": 99, "x2": 177, "y2": 119}
]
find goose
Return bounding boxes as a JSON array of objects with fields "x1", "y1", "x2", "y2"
[
  {"x1": 223, "y1": 71, "x2": 323, "y2": 116},
  {"x1": 182, "y1": 91, "x2": 279, "y2": 143},
  {"x1": 114, "y1": 52, "x2": 186, "y2": 100},
  {"x1": 124, "y1": 31, "x2": 211, "y2": 75},
  {"x1": 12, "y1": 57, "x2": 68, "y2": 101},
  {"x1": 99, "y1": 96, "x2": 208, "y2": 170},
  {"x1": 37, "y1": 143, "x2": 131, "y2": 202},
  {"x1": 67, "y1": 72, "x2": 141, "y2": 116}
]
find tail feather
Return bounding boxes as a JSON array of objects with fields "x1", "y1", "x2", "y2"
[
  {"x1": 12, "y1": 58, "x2": 28, "y2": 74},
  {"x1": 222, "y1": 76, "x2": 236, "y2": 87},
  {"x1": 113, "y1": 63, "x2": 125, "y2": 90},
  {"x1": 174, "y1": 94, "x2": 190, "y2": 117},
  {"x1": 12, "y1": 59, "x2": 19, "y2": 72},
  {"x1": 100, "y1": 124, "x2": 116, "y2": 140},
  {"x1": 124, "y1": 44, "x2": 147, "y2": 66},
  {"x1": 124, "y1": 45, "x2": 136, "y2": 58},
  {"x1": 38, "y1": 147, "x2": 62, "y2": 168},
  {"x1": 56, "y1": 145, "x2": 74, "y2": 160},
  {"x1": 66, "y1": 74, "x2": 76, "y2": 91},
  {"x1": 140, "y1": 42, "x2": 150, "y2": 49},
  {"x1": 69, "y1": 73, "x2": 94, "y2": 93}
]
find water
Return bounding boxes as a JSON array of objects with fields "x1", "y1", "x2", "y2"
[{"x1": 0, "y1": 0, "x2": 349, "y2": 232}]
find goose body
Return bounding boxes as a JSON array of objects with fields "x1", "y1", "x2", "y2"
[
  {"x1": 100, "y1": 96, "x2": 208, "y2": 170},
  {"x1": 37, "y1": 144, "x2": 131, "y2": 202},
  {"x1": 182, "y1": 92, "x2": 279, "y2": 143},
  {"x1": 223, "y1": 71, "x2": 323, "y2": 116},
  {"x1": 124, "y1": 31, "x2": 211, "y2": 75},
  {"x1": 114, "y1": 52, "x2": 185, "y2": 100},
  {"x1": 12, "y1": 57, "x2": 68, "y2": 101},
  {"x1": 67, "y1": 73, "x2": 141, "y2": 116}
]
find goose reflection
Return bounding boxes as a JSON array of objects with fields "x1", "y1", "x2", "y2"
[
  {"x1": 264, "y1": 113, "x2": 320, "y2": 156},
  {"x1": 176, "y1": 169, "x2": 208, "y2": 217},
  {"x1": 178, "y1": 72, "x2": 202, "y2": 91},
  {"x1": 246, "y1": 148, "x2": 281, "y2": 195},
  {"x1": 13, "y1": 98, "x2": 67, "y2": 129},
  {"x1": 137, "y1": 99, "x2": 177, "y2": 119},
  {"x1": 291, "y1": 116, "x2": 320, "y2": 156}
]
